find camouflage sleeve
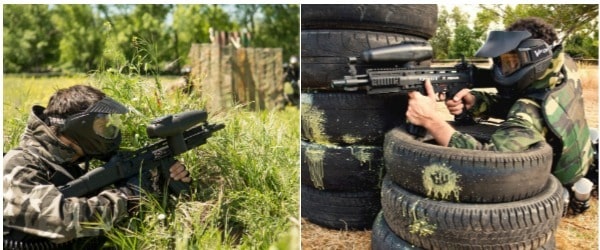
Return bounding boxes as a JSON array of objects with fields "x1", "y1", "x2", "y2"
[
  {"x1": 3, "y1": 163, "x2": 129, "y2": 244},
  {"x1": 448, "y1": 98, "x2": 547, "y2": 152},
  {"x1": 469, "y1": 91, "x2": 514, "y2": 119}
]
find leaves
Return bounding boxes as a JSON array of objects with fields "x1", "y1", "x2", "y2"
[
  {"x1": 3, "y1": 4, "x2": 299, "y2": 74},
  {"x1": 431, "y1": 4, "x2": 598, "y2": 59}
]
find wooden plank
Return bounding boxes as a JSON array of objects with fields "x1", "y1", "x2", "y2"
[
  {"x1": 246, "y1": 48, "x2": 257, "y2": 110},
  {"x1": 207, "y1": 44, "x2": 222, "y2": 112},
  {"x1": 231, "y1": 49, "x2": 245, "y2": 104},
  {"x1": 221, "y1": 46, "x2": 233, "y2": 109}
]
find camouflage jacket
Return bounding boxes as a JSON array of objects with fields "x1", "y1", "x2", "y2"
[
  {"x1": 3, "y1": 106, "x2": 129, "y2": 244},
  {"x1": 448, "y1": 53, "x2": 593, "y2": 184}
]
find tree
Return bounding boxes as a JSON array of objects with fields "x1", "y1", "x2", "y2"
[
  {"x1": 253, "y1": 4, "x2": 300, "y2": 61},
  {"x1": 564, "y1": 30, "x2": 599, "y2": 59},
  {"x1": 118, "y1": 5, "x2": 173, "y2": 73},
  {"x1": 235, "y1": 4, "x2": 261, "y2": 42},
  {"x1": 431, "y1": 6, "x2": 481, "y2": 59},
  {"x1": 51, "y1": 5, "x2": 104, "y2": 72},
  {"x1": 430, "y1": 7, "x2": 451, "y2": 59},
  {"x1": 475, "y1": 4, "x2": 598, "y2": 58},
  {"x1": 233, "y1": 5, "x2": 300, "y2": 60},
  {"x1": 3, "y1": 5, "x2": 60, "y2": 72},
  {"x1": 172, "y1": 5, "x2": 211, "y2": 69},
  {"x1": 3, "y1": 4, "x2": 300, "y2": 73},
  {"x1": 449, "y1": 24, "x2": 482, "y2": 58},
  {"x1": 171, "y1": 5, "x2": 235, "y2": 69}
]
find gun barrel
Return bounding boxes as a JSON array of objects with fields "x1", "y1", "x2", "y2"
[{"x1": 331, "y1": 78, "x2": 369, "y2": 88}]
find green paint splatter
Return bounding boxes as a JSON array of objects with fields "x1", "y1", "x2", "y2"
[
  {"x1": 422, "y1": 163, "x2": 462, "y2": 201},
  {"x1": 408, "y1": 200, "x2": 436, "y2": 237},
  {"x1": 305, "y1": 147, "x2": 325, "y2": 189}
]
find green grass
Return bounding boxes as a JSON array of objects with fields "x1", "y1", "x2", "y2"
[{"x1": 2, "y1": 73, "x2": 300, "y2": 249}]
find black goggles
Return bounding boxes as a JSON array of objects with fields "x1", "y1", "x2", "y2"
[{"x1": 494, "y1": 41, "x2": 552, "y2": 76}]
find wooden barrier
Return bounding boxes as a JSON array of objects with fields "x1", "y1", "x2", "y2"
[{"x1": 188, "y1": 43, "x2": 283, "y2": 112}]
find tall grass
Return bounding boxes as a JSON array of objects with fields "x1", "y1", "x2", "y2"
[
  {"x1": 3, "y1": 35, "x2": 300, "y2": 249},
  {"x1": 101, "y1": 73, "x2": 299, "y2": 248},
  {"x1": 3, "y1": 75, "x2": 89, "y2": 151}
]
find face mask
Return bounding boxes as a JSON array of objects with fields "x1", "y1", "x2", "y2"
[
  {"x1": 52, "y1": 97, "x2": 128, "y2": 160},
  {"x1": 62, "y1": 112, "x2": 123, "y2": 158},
  {"x1": 493, "y1": 40, "x2": 552, "y2": 77}
]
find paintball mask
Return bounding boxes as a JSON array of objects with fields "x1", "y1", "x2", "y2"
[
  {"x1": 53, "y1": 97, "x2": 129, "y2": 160},
  {"x1": 475, "y1": 31, "x2": 553, "y2": 97}
]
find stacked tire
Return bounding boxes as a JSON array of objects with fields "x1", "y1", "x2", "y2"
[
  {"x1": 373, "y1": 126, "x2": 564, "y2": 249},
  {"x1": 300, "y1": 5, "x2": 438, "y2": 230}
]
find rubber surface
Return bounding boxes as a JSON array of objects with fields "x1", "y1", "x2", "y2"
[
  {"x1": 301, "y1": 141, "x2": 384, "y2": 191},
  {"x1": 381, "y1": 175, "x2": 563, "y2": 249},
  {"x1": 301, "y1": 184, "x2": 381, "y2": 230},
  {"x1": 301, "y1": 91, "x2": 407, "y2": 145},
  {"x1": 301, "y1": 5, "x2": 438, "y2": 39},
  {"x1": 384, "y1": 127, "x2": 554, "y2": 203}
]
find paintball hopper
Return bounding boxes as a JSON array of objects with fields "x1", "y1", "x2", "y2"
[
  {"x1": 146, "y1": 110, "x2": 208, "y2": 155},
  {"x1": 360, "y1": 41, "x2": 433, "y2": 63}
]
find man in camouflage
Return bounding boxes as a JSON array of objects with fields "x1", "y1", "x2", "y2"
[
  {"x1": 3, "y1": 85, "x2": 191, "y2": 248},
  {"x1": 407, "y1": 17, "x2": 594, "y2": 215}
]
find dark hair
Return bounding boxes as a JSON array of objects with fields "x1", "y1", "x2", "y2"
[
  {"x1": 43, "y1": 85, "x2": 106, "y2": 119},
  {"x1": 507, "y1": 17, "x2": 558, "y2": 45}
]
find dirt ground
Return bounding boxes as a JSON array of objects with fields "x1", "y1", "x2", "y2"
[{"x1": 301, "y1": 65, "x2": 599, "y2": 250}]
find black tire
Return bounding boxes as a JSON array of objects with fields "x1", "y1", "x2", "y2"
[
  {"x1": 372, "y1": 211, "x2": 421, "y2": 250},
  {"x1": 301, "y1": 141, "x2": 384, "y2": 191},
  {"x1": 384, "y1": 127, "x2": 553, "y2": 203},
  {"x1": 301, "y1": 185, "x2": 381, "y2": 230},
  {"x1": 301, "y1": 91, "x2": 406, "y2": 145},
  {"x1": 301, "y1": 5, "x2": 438, "y2": 39},
  {"x1": 372, "y1": 209, "x2": 557, "y2": 250},
  {"x1": 301, "y1": 30, "x2": 430, "y2": 90},
  {"x1": 381, "y1": 175, "x2": 563, "y2": 249}
]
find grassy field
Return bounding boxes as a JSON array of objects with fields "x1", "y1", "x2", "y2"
[{"x1": 3, "y1": 74, "x2": 300, "y2": 249}]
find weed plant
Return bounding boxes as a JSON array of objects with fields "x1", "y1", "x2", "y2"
[{"x1": 2, "y1": 34, "x2": 300, "y2": 249}]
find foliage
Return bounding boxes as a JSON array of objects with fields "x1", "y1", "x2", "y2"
[
  {"x1": 564, "y1": 30, "x2": 599, "y2": 58},
  {"x1": 448, "y1": 24, "x2": 482, "y2": 59},
  {"x1": 3, "y1": 4, "x2": 299, "y2": 74},
  {"x1": 251, "y1": 4, "x2": 300, "y2": 61},
  {"x1": 475, "y1": 4, "x2": 598, "y2": 58},
  {"x1": 431, "y1": 4, "x2": 598, "y2": 60},
  {"x1": 51, "y1": 5, "x2": 105, "y2": 73},
  {"x1": 429, "y1": 8, "x2": 451, "y2": 59},
  {"x1": 172, "y1": 5, "x2": 229, "y2": 69},
  {"x1": 431, "y1": 6, "x2": 482, "y2": 59},
  {"x1": 3, "y1": 5, "x2": 60, "y2": 72}
]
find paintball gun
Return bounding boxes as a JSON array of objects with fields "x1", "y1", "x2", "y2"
[
  {"x1": 331, "y1": 41, "x2": 495, "y2": 134},
  {"x1": 331, "y1": 41, "x2": 495, "y2": 98},
  {"x1": 59, "y1": 110, "x2": 224, "y2": 198}
]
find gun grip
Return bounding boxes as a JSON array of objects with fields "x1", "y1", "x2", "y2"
[
  {"x1": 406, "y1": 122, "x2": 427, "y2": 138},
  {"x1": 454, "y1": 107, "x2": 476, "y2": 126},
  {"x1": 160, "y1": 159, "x2": 191, "y2": 197},
  {"x1": 167, "y1": 177, "x2": 191, "y2": 196}
]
